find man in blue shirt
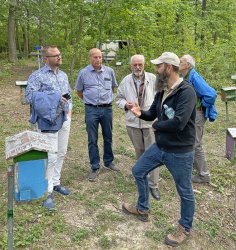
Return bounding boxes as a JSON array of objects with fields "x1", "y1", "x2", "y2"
[
  {"x1": 25, "y1": 45, "x2": 72, "y2": 210},
  {"x1": 179, "y1": 54, "x2": 217, "y2": 184},
  {"x1": 75, "y1": 48, "x2": 119, "y2": 181}
]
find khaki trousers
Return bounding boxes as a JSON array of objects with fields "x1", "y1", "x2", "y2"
[
  {"x1": 126, "y1": 126, "x2": 159, "y2": 188},
  {"x1": 194, "y1": 110, "x2": 210, "y2": 176}
]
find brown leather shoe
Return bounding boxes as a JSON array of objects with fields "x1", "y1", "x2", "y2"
[
  {"x1": 122, "y1": 203, "x2": 149, "y2": 222},
  {"x1": 165, "y1": 224, "x2": 190, "y2": 247}
]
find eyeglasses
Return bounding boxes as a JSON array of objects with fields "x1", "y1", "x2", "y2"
[
  {"x1": 46, "y1": 54, "x2": 61, "y2": 58},
  {"x1": 132, "y1": 64, "x2": 144, "y2": 67}
]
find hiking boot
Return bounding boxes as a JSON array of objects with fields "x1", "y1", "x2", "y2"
[
  {"x1": 192, "y1": 174, "x2": 210, "y2": 183},
  {"x1": 104, "y1": 162, "x2": 120, "y2": 172},
  {"x1": 53, "y1": 185, "x2": 70, "y2": 195},
  {"x1": 42, "y1": 193, "x2": 54, "y2": 210},
  {"x1": 88, "y1": 169, "x2": 100, "y2": 181},
  {"x1": 165, "y1": 224, "x2": 191, "y2": 247},
  {"x1": 122, "y1": 203, "x2": 149, "y2": 222}
]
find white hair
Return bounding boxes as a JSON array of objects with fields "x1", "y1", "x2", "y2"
[
  {"x1": 183, "y1": 54, "x2": 195, "y2": 68},
  {"x1": 130, "y1": 54, "x2": 145, "y2": 64}
]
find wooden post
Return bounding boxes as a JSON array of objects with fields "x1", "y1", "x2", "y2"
[
  {"x1": 225, "y1": 102, "x2": 229, "y2": 123},
  {"x1": 7, "y1": 164, "x2": 14, "y2": 250}
]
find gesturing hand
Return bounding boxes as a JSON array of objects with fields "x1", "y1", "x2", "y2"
[
  {"x1": 125, "y1": 101, "x2": 134, "y2": 110},
  {"x1": 131, "y1": 103, "x2": 141, "y2": 117}
]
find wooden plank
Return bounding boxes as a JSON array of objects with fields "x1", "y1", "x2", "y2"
[{"x1": 15, "y1": 81, "x2": 27, "y2": 86}]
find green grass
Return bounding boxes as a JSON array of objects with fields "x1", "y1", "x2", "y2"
[
  {"x1": 96, "y1": 209, "x2": 124, "y2": 222},
  {"x1": 72, "y1": 228, "x2": 90, "y2": 244},
  {"x1": 99, "y1": 235, "x2": 113, "y2": 249}
]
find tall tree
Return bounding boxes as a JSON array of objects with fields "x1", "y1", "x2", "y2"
[{"x1": 8, "y1": 0, "x2": 17, "y2": 61}]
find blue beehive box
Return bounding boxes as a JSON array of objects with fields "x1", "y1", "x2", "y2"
[
  {"x1": 14, "y1": 153, "x2": 48, "y2": 201},
  {"x1": 5, "y1": 131, "x2": 53, "y2": 201}
]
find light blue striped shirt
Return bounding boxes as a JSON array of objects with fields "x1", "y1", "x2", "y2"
[
  {"x1": 25, "y1": 64, "x2": 72, "y2": 110},
  {"x1": 75, "y1": 64, "x2": 118, "y2": 105}
]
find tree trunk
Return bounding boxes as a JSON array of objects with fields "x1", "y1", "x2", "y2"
[
  {"x1": 22, "y1": 24, "x2": 29, "y2": 58},
  {"x1": 8, "y1": 2, "x2": 17, "y2": 62},
  {"x1": 70, "y1": 10, "x2": 84, "y2": 77},
  {"x1": 16, "y1": 22, "x2": 22, "y2": 57},
  {"x1": 200, "y1": 0, "x2": 207, "y2": 48},
  {"x1": 26, "y1": 8, "x2": 30, "y2": 57}
]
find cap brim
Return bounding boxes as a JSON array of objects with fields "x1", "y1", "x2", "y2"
[{"x1": 150, "y1": 58, "x2": 162, "y2": 65}]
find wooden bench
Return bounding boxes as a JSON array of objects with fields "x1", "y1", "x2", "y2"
[{"x1": 15, "y1": 81, "x2": 27, "y2": 104}]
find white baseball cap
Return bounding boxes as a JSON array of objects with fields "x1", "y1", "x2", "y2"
[{"x1": 151, "y1": 52, "x2": 180, "y2": 67}]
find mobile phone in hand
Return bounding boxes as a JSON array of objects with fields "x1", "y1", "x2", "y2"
[{"x1": 62, "y1": 93, "x2": 71, "y2": 100}]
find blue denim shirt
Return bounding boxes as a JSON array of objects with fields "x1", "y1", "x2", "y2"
[
  {"x1": 30, "y1": 90, "x2": 66, "y2": 132},
  {"x1": 25, "y1": 64, "x2": 72, "y2": 111},
  {"x1": 75, "y1": 64, "x2": 118, "y2": 105}
]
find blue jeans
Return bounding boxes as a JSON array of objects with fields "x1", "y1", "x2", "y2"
[
  {"x1": 132, "y1": 143, "x2": 195, "y2": 230},
  {"x1": 85, "y1": 105, "x2": 114, "y2": 170}
]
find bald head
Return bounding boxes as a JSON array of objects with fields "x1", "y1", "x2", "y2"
[
  {"x1": 89, "y1": 48, "x2": 102, "y2": 70},
  {"x1": 89, "y1": 48, "x2": 102, "y2": 57}
]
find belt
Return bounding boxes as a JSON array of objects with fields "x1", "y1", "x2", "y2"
[{"x1": 85, "y1": 103, "x2": 112, "y2": 107}]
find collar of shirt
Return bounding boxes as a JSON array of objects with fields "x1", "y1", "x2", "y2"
[
  {"x1": 42, "y1": 64, "x2": 60, "y2": 74},
  {"x1": 162, "y1": 77, "x2": 183, "y2": 104},
  {"x1": 88, "y1": 64, "x2": 104, "y2": 72},
  {"x1": 164, "y1": 77, "x2": 183, "y2": 93}
]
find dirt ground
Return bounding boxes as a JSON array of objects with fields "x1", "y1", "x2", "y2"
[{"x1": 0, "y1": 62, "x2": 235, "y2": 249}]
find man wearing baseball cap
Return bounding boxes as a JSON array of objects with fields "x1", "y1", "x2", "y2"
[{"x1": 122, "y1": 52, "x2": 197, "y2": 247}]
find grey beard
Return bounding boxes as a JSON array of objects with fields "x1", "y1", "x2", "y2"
[
  {"x1": 155, "y1": 75, "x2": 168, "y2": 93},
  {"x1": 133, "y1": 71, "x2": 144, "y2": 78}
]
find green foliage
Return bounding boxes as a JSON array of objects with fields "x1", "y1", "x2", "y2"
[
  {"x1": 52, "y1": 214, "x2": 67, "y2": 233},
  {"x1": 96, "y1": 209, "x2": 124, "y2": 222},
  {"x1": 14, "y1": 224, "x2": 43, "y2": 247},
  {"x1": 211, "y1": 165, "x2": 235, "y2": 193},
  {"x1": 196, "y1": 218, "x2": 220, "y2": 240},
  {"x1": 113, "y1": 145, "x2": 136, "y2": 158},
  {"x1": 0, "y1": 232, "x2": 7, "y2": 250},
  {"x1": 71, "y1": 92, "x2": 84, "y2": 114},
  {"x1": 72, "y1": 228, "x2": 90, "y2": 244},
  {"x1": 99, "y1": 235, "x2": 113, "y2": 249},
  {"x1": 145, "y1": 230, "x2": 165, "y2": 242},
  {"x1": 2, "y1": 0, "x2": 236, "y2": 86}
]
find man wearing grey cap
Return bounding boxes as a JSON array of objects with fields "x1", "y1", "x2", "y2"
[{"x1": 122, "y1": 52, "x2": 197, "y2": 247}]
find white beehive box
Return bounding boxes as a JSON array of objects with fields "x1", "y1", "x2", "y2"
[{"x1": 5, "y1": 130, "x2": 53, "y2": 160}]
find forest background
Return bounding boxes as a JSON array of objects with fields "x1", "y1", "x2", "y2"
[{"x1": 2, "y1": 0, "x2": 236, "y2": 86}]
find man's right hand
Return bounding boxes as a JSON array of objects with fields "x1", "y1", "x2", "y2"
[
  {"x1": 131, "y1": 103, "x2": 141, "y2": 117},
  {"x1": 125, "y1": 101, "x2": 134, "y2": 110}
]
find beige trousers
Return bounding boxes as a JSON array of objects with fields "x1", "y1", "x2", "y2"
[
  {"x1": 194, "y1": 110, "x2": 210, "y2": 176},
  {"x1": 126, "y1": 126, "x2": 160, "y2": 188}
]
